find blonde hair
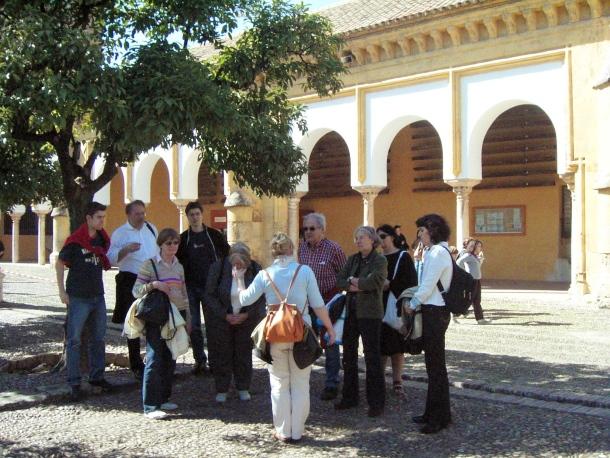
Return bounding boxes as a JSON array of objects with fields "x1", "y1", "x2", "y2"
[
  {"x1": 353, "y1": 225, "x2": 381, "y2": 248},
  {"x1": 270, "y1": 232, "x2": 294, "y2": 258},
  {"x1": 229, "y1": 242, "x2": 251, "y2": 267}
]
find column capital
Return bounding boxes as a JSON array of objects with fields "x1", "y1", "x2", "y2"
[
  {"x1": 8, "y1": 204, "x2": 26, "y2": 219},
  {"x1": 51, "y1": 207, "x2": 69, "y2": 218},
  {"x1": 224, "y1": 190, "x2": 252, "y2": 208},
  {"x1": 170, "y1": 198, "x2": 191, "y2": 208},
  {"x1": 446, "y1": 179, "x2": 480, "y2": 191},
  {"x1": 289, "y1": 191, "x2": 307, "y2": 200},
  {"x1": 352, "y1": 185, "x2": 385, "y2": 198},
  {"x1": 32, "y1": 201, "x2": 53, "y2": 215}
]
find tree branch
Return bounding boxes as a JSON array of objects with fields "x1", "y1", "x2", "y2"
[{"x1": 89, "y1": 152, "x2": 118, "y2": 194}]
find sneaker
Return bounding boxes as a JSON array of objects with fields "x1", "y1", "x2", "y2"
[
  {"x1": 144, "y1": 410, "x2": 168, "y2": 420},
  {"x1": 215, "y1": 393, "x2": 227, "y2": 403},
  {"x1": 320, "y1": 387, "x2": 338, "y2": 401},
  {"x1": 477, "y1": 319, "x2": 492, "y2": 325},
  {"x1": 238, "y1": 390, "x2": 251, "y2": 401},
  {"x1": 89, "y1": 379, "x2": 114, "y2": 393},
  {"x1": 69, "y1": 385, "x2": 83, "y2": 402},
  {"x1": 160, "y1": 402, "x2": 178, "y2": 411}
]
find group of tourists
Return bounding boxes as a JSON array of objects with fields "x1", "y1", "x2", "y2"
[{"x1": 55, "y1": 198, "x2": 486, "y2": 440}]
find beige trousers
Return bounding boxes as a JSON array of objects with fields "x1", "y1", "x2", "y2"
[{"x1": 268, "y1": 342, "x2": 312, "y2": 440}]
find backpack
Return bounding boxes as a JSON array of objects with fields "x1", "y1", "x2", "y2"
[{"x1": 436, "y1": 246, "x2": 475, "y2": 315}]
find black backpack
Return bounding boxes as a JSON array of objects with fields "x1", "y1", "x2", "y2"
[{"x1": 436, "y1": 246, "x2": 475, "y2": 315}]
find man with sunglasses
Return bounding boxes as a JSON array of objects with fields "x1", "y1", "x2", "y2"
[
  {"x1": 177, "y1": 201, "x2": 230, "y2": 375},
  {"x1": 108, "y1": 200, "x2": 159, "y2": 381},
  {"x1": 298, "y1": 212, "x2": 347, "y2": 400}
]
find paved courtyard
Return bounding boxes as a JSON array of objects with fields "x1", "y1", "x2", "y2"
[{"x1": 0, "y1": 263, "x2": 609, "y2": 457}]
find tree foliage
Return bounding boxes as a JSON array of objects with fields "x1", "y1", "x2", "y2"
[{"x1": 0, "y1": 0, "x2": 344, "y2": 229}]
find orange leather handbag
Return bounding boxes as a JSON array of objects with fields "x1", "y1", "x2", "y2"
[{"x1": 263, "y1": 265, "x2": 305, "y2": 343}]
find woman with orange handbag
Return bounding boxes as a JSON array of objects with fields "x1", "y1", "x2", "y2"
[{"x1": 236, "y1": 232, "x2": 335, "y2": 444}]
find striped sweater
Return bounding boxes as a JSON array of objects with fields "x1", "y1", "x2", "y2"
[{"x1": 132, "y1": 255, "x2": 190, "y2": 312}]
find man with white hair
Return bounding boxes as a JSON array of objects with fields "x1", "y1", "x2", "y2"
[{"x1": 298, "y1": 212, "x2": 347, "y2": 400}]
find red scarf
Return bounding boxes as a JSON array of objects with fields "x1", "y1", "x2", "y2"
[{"x1": 64, "y1": 223, "x2": 111, "y2": 270}]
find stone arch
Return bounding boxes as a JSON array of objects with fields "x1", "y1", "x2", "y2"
[
  {"x1": 301, "y1": 131, "x2": 360, "y2": 252},
  {"x1": 133, "y1": 151, "x2": 171, "y2": 203},
  {"x1": 371, "y1": 115, "x2": 449, "y2": 187},
  {"x1": 146, "y1": 159, "x2": 179, "y2": 231},
  {"x1": 469, "y1": 103, "x2": 568, "y2": 284}
]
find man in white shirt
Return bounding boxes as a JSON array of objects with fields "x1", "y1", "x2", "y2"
[{"x1": 108, "y1": 200, "x2": 158, "y2": 380}]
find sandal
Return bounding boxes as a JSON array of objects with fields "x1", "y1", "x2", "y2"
[{"x1": 272, "y1": 431, "x2": 291, "y2": 443}]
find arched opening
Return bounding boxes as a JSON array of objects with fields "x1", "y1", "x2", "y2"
[
  {"x1": 300, "y1": 131, "x2": 360, "y2": 252},
  {"x1": 197, "y1": 163, "x2": 226, "y2": 233},
  {"x1": 146, "y1": 160, "x2": 179, "y2": 231},
  {"x1": 105, "y1": 169, "x2": 125, "y2": 234},
  {"x1": 471, "y1": 104, "x2": 568, "y2": 283},
  {"x1": 376, "y1": 120, "x2": 452, "y2": 246}
]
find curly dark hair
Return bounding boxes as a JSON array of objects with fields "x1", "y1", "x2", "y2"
[{"x1": 415, "y1": 214, "x2": 451, "y2": 244}]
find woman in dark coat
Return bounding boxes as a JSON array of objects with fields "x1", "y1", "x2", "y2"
[
  {"x1": 376, "y1": 224, "x2": 418, "y2": 396},
  {"x1": 204, "y1": 242, "x2": 265, "y2": 403}
]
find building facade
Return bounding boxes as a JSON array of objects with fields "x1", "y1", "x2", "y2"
[{"x1": 3, "y1": 0, "x2": 609, "y2": 305}]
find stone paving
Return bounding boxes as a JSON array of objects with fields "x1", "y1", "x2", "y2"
[{"x1": 0, "y1": 263, "x2": 609, "y2": 457}]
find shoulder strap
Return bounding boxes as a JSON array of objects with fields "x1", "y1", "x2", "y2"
[
  {"x1": 149, "y1": 258, "x2": 160, "y2": 281},
  {"x1": 145, "y1": 222, "x2": 156, "y2": 238},
  {"x1": 263, "y1": 264, "x2": 303, "y2": 304},
  {"x1": 436, "y1": 245, "x2": 455, "y2": 294},
  {"x1": 392, "y1": 251, "x2": 406, "y2": 280}
]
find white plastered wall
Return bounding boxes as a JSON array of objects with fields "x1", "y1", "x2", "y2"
[
  {"x1": 292, "y1": 96, "x2": 357, "y2": 193},
  {"x1": 463, "y1": 60, "x2": 568, "y2": 180},
  {"x1": 368, "y1": 79, "x2": 452, "y2": 186},
  {"x1": 92, "y1": 158, "x2": 126, "y2": 205}
]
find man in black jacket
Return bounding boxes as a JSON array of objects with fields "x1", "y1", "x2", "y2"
[{"x1": 177, "y1": 201, "x2": 230, "y2": 375}]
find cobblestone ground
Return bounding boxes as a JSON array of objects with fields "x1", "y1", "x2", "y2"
[{"x1": 0, "y1": 264, "x2": 609, "y2": 457}]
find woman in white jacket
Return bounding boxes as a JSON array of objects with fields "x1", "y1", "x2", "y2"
[{"x1": 236, "y1": 233, "x2": 336, "y2": 444}]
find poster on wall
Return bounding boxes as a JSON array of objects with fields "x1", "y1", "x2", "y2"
[{"x1": 473, "y1": 206, "x2": 525, "y2": 235}]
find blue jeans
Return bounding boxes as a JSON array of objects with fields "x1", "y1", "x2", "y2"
[
  {"x1": 325, "y1": 344, "x2": 341, "y2": 389},
  {"x1": 187, "y1": 286, "x2": 208, "y2": 365},
  {"x1": 66, "y1": 295, "x2": 107, "y2": 387},
  {"x1": 143, "y1": 322, "x2": 176, "y2": 413}
]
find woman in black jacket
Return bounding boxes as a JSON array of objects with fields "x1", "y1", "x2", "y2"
[{"x1": 204, "y1": 242, "x2": 265, "y2": 403}]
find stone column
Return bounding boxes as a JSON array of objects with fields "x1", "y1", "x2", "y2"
[
  {"x1": 452, "y1": 185, "x2": 473, "y2": 246},
  {"x1": 561, "y1": 166, "x2": 589, "y2": 295},
  {"x1": 225, "y1": 190, "x2": 253, "y2": 248},
  {"x1": 287, "y1": 192, "x2": 306, "y2": 245},
  {"x1": 50, "y1": 207, "x2": 70, "y2": 267},
  {"x1": 8, "y1": 205, "x2": 26, "y2": 263},
  {"x1": 32, "y1": 202, "x2": 53, "y2": 265},
  {"x1": 353, "y1": 186, "x2": 385, "y2": 227},
  {"x1": 172, "y1": 199, "x2": 190, "y2": 233}
]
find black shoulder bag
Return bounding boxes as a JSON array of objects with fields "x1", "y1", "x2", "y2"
[{"x1": 135, "y1": 260, "x2": 171, "y2": 326}]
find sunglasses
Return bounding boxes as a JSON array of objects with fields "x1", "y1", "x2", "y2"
[
  {"x1": 302, "y1": 226, "x2": 318, "y2": 232},
  {"x1": 378, "y1": 233, "x2": 388, "y2": 239},
  {"x1": 163, "y1": 240, "x2": 180, "y2": 246}
]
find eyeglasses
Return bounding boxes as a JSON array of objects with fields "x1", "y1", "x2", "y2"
[
  {"x1": 163, "y1": 240, "x2": 180, "y2": 246},
  {"x1": 302, "y1": 226, "x2": 318, "y2": 232},
  {"x1": 378, "y1": 233, "x2": 388, "y2": 239}
]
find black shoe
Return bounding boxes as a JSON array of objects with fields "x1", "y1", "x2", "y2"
[
  {"x1": 89, "y1": 379, "x2": 114, "y2": 393},
  {"x1": 334, "y1": 400, "x2": 358, "y2": 410},
  {"x1": 69, "y1": 385, "x2": 83, "y2": 402},
  {"x1": 320, "y1": 387, "x2": 338, "y2": 401},
  {"x1": 367, "y1": 406, "x2": 384, "y2": 418},
  {"x1": 420, "y1": 423, "x2": 445, "y2": 434},
  {"x1": 192, "y1": 361, "x2": 209, "y2": 376},
  {"x1": 412, "y1": 415, "x2": 428, "y2": 424},
  {"x1": 132, "y1": 367, "x2": 144, "y2": 382}
]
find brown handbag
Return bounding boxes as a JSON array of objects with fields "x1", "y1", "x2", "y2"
[{"x1": 263, "y1": 265, "x2": 305, "y2": 343}]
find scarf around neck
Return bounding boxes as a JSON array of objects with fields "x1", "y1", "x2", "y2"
[{"x1": 63, "y1": 223, "x2": 111, "y2": 270}]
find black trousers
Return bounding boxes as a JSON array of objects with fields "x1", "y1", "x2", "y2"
[
  {"x1": 113, "y1": 271, "x2": 143, "y2": 371},
  {"x1": 422, "y1": 305, "x2": 451, "y2": 427},
  {"x1": 471, "y1": 279, "x2": 485, "y2": 320},
  {"x1": 207, "y1": 319, "x2": 256, "y2": 393},
  {"x1": 341, "y1": 304, "x2": 385, "y2": 409}
]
